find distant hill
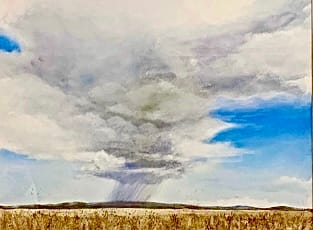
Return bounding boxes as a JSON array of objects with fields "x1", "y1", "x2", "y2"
[{"x1": 0, "y1": 201, "x2": 310, "y2": 211}]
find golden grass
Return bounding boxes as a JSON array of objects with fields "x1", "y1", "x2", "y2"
[{"x1": 0, "y1": 208, "x2": 312, "y2": 230}]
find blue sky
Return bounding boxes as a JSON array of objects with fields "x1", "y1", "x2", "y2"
[
  {"x1": 0, "y1": 34, "x2": 21, "y2": 53},
  {"x1": 210, "y1": 100, "x2": 311, "y2": 178}
]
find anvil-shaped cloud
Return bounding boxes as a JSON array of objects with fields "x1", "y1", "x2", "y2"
[{"x1": 0, "y1": 0, "x2": 310, "y2": 201}]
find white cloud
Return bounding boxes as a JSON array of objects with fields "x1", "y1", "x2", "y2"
[
  {"x1": 189, "y1": 197, "x2": 290, "y2": 208},
  {"x1": 276, "y1": 176, "x2": 312, "y2": 190},
  {"x1": 0, "y1": 0, "x2": 38, "y2": 26},
  {"x1": 0, "y1": 75, "x2": 118, "y2": 161},
  {"x1": 207, "y1": 6, "x2": 310, "y2": 96},
  {"x1": 0, "y1": 0, "x2": 258, "y2": 32},
  {"x1": 0, "y1": 0, "x2": 310, "y2": 202},
  {"x1": 213, "y1": 26, "x2": 310, "y2": 80}
]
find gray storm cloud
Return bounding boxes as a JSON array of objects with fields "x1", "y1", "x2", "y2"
[{"x1": 0, "y1": 0, "x2": 310, "y2": 201}]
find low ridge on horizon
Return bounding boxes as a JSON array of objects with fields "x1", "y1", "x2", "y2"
[{"x1": 0, "y1": 201, "x2": 310, "y2": 211}]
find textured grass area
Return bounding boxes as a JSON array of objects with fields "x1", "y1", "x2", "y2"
[{"x1": 0, "y1": 209, "x2": 312, "y2": 230}]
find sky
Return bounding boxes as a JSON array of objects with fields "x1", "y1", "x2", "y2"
[
  {"x1": 0, "y1": 0, "x2": 311, "y2": 208},
  {"x1": 210, "y1": 101, "x2": 311, "y2": 176}
]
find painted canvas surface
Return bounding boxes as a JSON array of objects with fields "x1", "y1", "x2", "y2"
[{"x1": 0, "y1": 0, "x2": 311, "y2": 215}]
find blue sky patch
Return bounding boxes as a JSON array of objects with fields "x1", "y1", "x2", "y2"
[
  {"x1": 210, "y1": 100, "x2": 311, "y2": 177},
  {"x1": 0, "y1": 149, "x2": 31, "y2": 162},
  {"x1": 0, "y1": 34, "x2": 21, "y2": 53}
]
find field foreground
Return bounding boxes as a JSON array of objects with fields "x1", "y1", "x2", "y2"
[{"x1": 0, "y1": 208, "x2": 312, "y2": 230}]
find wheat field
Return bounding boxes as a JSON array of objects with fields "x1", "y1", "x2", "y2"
[{"x1": 0, "y1": 208, "x2": 312, "y2": 230}]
